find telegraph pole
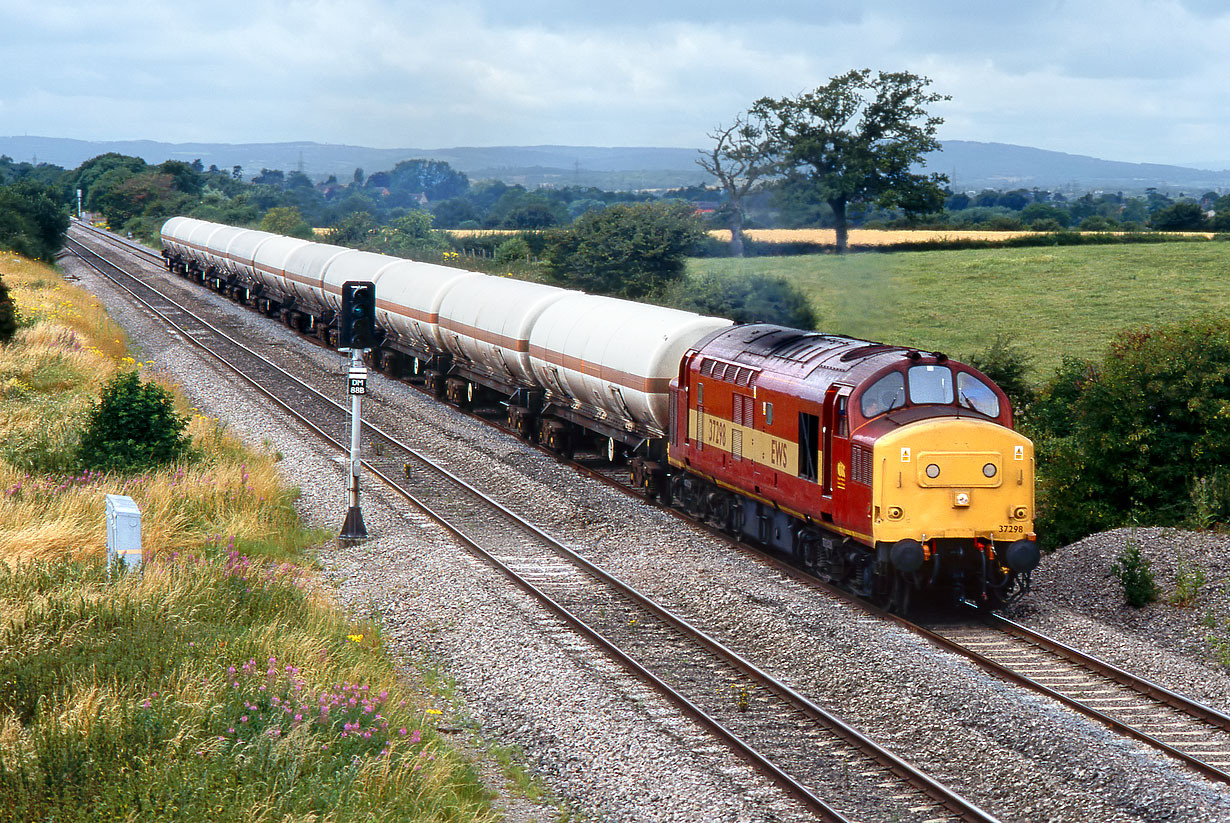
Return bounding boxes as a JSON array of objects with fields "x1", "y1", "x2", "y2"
[{"x1": 338, "y1": 281, "x2": 376, "y2": 542}]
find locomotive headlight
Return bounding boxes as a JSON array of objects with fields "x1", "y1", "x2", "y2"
[
  {"x1": 953, "y1": 491, "x2": 971, "y2": 507},
  {"x1": 983, "y1": 462, "x2": 997, "y2": 478},
  {"x1": 1012, "y1": 505, "x2": 1029, "y2": 520},
  {"x1": 925, "y1": 463, "x2": 941, "y2": 479}
]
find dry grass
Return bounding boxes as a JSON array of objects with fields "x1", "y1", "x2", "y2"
[
  {"x1": 0, "y1": 253, "x2": 499, "y2": 821},
  {"x1": 0, "y1": 418, "x2": 294, "y2": 563},
  {"x1": 445, "y1": 229, "x2": 519, "y2": 238},
  {"x1": 450, "y1": 227, "x2": 1218, "y2": 247},
  {"x1": 0, "y1": 254, "x2": 320, "y2": 567}
]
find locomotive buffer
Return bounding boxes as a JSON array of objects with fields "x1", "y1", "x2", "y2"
[{"x1": 338, "y1": 281, "x2": 377, "y2": 542}]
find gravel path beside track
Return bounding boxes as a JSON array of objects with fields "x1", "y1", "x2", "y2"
[{"x1": 61, "y1": 241, "x2": 1230, "y2": 822}]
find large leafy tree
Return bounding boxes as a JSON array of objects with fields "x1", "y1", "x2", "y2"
[
  {"x1": 697, "y1": 114, "x2": 776, "y2": 257},
  {"x1": 752, "y1": 69, "x2": 949, "y2": 253},
  {"x1": 0, "y1": 181, "x2": 70, "y2": 261},
  {"x1": 260, "y1": 206, "x2": 314, "y2": 238},
  {"x1": 387, "y1": 159, "x2": 469, "y2": 203},
  {"x1": 1150, "y1": 200, "x2": 1208, "y2": 232}
]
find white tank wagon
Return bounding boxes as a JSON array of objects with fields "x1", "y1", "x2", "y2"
[
  {"x1": 357, "y1": 259, "x2": 484, "y2": 377},
  {"x1": 434, "y1": 276, "x2": 571, "y2": 404},
  {"x1": 279, "y1": 242, "x2": 358, "y2": 318},
  {"x1": 183, "y1": 221, "x2": 236, "y2": 270},
  {"x1": 248, "y1": 234, "x2": 312, "y2": 302},
  {"x1": 199, "y1": 225, "x2": 247, "y2": 272},
  {"x1": 314, "y1": 249, "x2": 408, "y2": 353},
  {"x1": 529, "y1": 295, "x2": 731, "y2": 439},
  {"x1": 161, "y1": 219, "x2": 254, "y2": 301},
  {"x1": 216, "y1": 227, "x2": 276, "y2": 282},
  {"x1": 160, "y1": 217, "x2": 216, "y2": 274},
  {"x1": 158, "y1": 216, "x2": 732, "y2": 471},
  {"x1": 159, "y1": 216, "x2": 201, "y2": 263}
]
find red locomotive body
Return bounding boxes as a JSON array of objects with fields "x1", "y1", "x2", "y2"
[{"x1": 667, "y1": 325, "x2": 1038, "y2": 609}]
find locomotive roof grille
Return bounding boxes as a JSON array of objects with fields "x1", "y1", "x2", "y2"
[
  {"x1": 840, "y1": 344, "x2": 899, "y2": 361},
  {"x1": 701, "y1": 357, "x2": 760, "y2": 388},
  {"x1": 748, "y1": 332, "x2": 850, "y2": 363}
]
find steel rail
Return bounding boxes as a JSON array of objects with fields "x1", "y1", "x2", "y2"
[{"x1": 65, "y1": 229, "x2": 1001, "y2": 823}]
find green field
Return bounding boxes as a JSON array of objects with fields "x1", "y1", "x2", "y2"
[{"x1": 689, "y1": 241, "x2": 1230, "y2": 382}]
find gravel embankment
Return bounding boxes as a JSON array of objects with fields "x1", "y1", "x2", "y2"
[{"x1": 61, "y1": 241, "x2": 1230, "y2": 822}]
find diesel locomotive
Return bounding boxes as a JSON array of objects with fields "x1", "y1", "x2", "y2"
[{"x1": 159, "y1": 216, "x2": 1039, "y2": 610}]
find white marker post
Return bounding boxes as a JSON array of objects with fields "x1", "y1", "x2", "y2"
[{"x1": 105, "y1": 494, "x2": 142, "y2": 573}]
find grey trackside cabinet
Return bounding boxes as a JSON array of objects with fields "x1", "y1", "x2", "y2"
[{"x1": 105, "y1": 494, "x2": 142, "y2": 572}]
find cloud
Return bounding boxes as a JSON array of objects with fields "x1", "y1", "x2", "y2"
[{"x1": 2, "y1": 0, "x2": 1229, "y2": 166}]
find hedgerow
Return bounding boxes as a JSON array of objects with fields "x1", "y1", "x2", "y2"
[{"x1": 1031, "y1": 315, "x2": 1230, "y2": 547}]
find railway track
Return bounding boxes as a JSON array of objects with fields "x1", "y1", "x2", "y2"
[
  {"x1": 912, "y1": 608, "x2": 1230, "y2": 785},
  {"x1": 65, "y1": 224, "x2": 1000, "y2": 823},
  {"x1": 70, "y1": 220, "x2": 1230, "y2": 808}
]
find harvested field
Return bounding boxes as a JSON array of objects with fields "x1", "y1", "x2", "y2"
[{"x1": 710, "y1": 228, "x2": 1216, "y2": 245}]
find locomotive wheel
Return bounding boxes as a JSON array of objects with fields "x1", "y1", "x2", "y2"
[
  {"x1": 889, "y1": 572, "x2": 912, "y2": 615},
  {"x1": 704, "y1": 491, "x2": 732, "y2": 529},
  {"x1": 669, "y1": 474, "x2": 688, "y2": 510}
]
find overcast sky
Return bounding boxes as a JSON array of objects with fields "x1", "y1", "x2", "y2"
[{"x1": 4, "y1": 1, "x2": 1230, "y2": 168}]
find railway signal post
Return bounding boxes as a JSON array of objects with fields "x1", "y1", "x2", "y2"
[{"x1": 338, "y1": 281, "x2": 377, "y2": 543}]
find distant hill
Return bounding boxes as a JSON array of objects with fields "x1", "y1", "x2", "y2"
[
  {"x1": 3, "y1": 135, "x2": 1229, "y2": 194},
  {"x1": 929, "y1": 141, "x2": 1230, "y2": 194}
]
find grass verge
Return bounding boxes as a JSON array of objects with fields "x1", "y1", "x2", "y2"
[{"x1": 0, "y1": 253, "x2": 498, "y2": 821}]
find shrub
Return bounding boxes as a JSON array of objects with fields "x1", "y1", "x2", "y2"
[
  {"x1": 1079, "y1": 215, "x2": 1117, "y2": 232},
  {"x1": 544, "y1": 201, "x2": 705, "y2": 299},
  {"x1": 659, "y1": 270, "x2": 817, "y2": 328},
  {"x1": 1171, "y1": 555, "x2": 1206, "y2": 608},
  {"x1": 1151, "y1": 201, "x2": 1208, "y2": 232},
  {"x1": 0, "y1": 182, "x2": 69, "y2": 262},
  {"x1": 964, "y1": 334, "x2": 1034, "y2": 416},
  {"x1": 1031, "y1": 316, "x2": 1230, "y2": 547},
  {"x1": 1109, "y1": 538, "x2": 1158, "y2": 608},
  {"x1": 493, "y1": 236, "x2": 531, "y2": 265},
  {"x1": 1189, "y1": 469, "x2": 1230, "y2": 530},
  {"x1": 77, "y1": 371, "x2": 191, "y2": 472},
  {"x1": 0, "y1": 274, "x2": 16, "y2": 344}
]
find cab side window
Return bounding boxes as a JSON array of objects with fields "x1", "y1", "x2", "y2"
[
  {"x1": 957, "y1": 372, "x2": 1000, "y2": 417},
  {"x1": 860, "y1": 372, "x2": 906, "y2": 417}
]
